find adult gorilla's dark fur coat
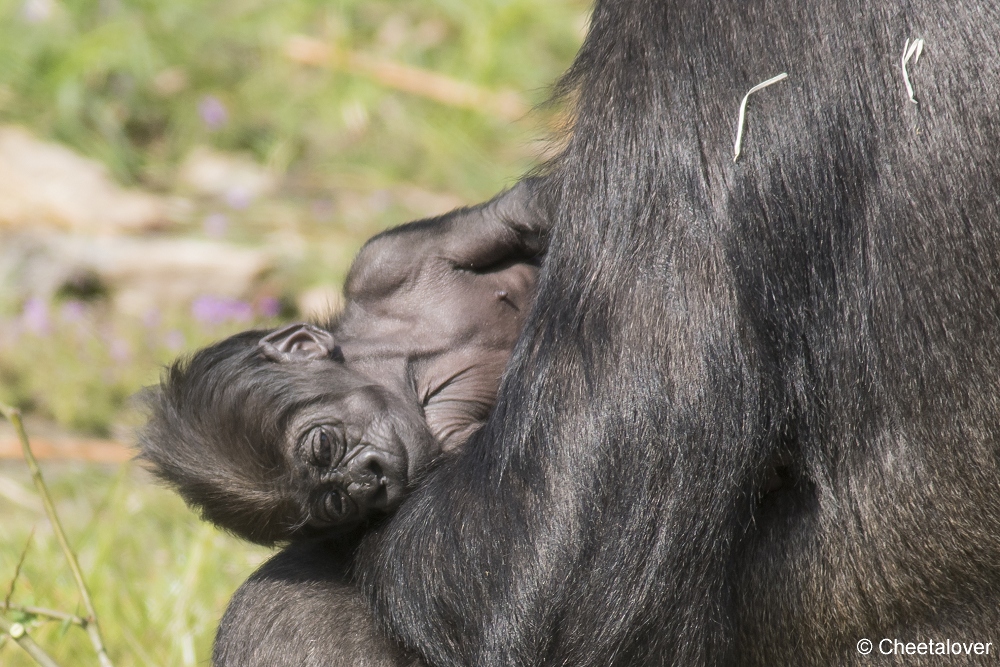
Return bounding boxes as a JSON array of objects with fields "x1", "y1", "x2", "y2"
[{"x1": 226, "y1": 1, "x2": 1000, "y2": 665}]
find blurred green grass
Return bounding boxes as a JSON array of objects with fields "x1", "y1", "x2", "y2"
[
  {"x1": 0, "y1": 0, "x2": 586, "y2": 435},
  {"x1": 0, "y1": 0, "x2": 585, "y2": 664},
  {"x1": 1, "y1": 302, "x2": 287, "y2": 437},
  {"x1": 1, "y1": 462, "x2": 271, "y2": 666},
  {"x1": 0, "y1": 0, "x2": 584, "y2": 194}
]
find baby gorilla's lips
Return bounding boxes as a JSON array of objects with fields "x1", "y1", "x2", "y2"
[{"x1": 346, "y1": 475, "x2": 389, "y2": 511}]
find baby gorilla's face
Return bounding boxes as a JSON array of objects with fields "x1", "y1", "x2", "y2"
[{"x1": 277, "y1": 361, "x2": 439, "y2": 531}]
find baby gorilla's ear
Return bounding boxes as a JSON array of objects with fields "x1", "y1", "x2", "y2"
[{"x1": 258, "y1": 323, "x2": 342, "y2": 362}]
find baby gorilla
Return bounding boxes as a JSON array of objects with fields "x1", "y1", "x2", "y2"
[{"x1": 139, "y1": 179, "x2": 550, "y2": 545}]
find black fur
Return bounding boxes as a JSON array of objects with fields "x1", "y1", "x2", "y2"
[
  {"x1": 140, "y1": 331, "x2": 305, "y2": 544},
  {"x1": 214, "y1": 539, "x2": 420, "y2": 667},
  {"x1": 355, "y1": 1, "x2": 1000, "y2": 665},
  {"x1": 220, "y1": 0, "x2": 1000, "y2": 664}
]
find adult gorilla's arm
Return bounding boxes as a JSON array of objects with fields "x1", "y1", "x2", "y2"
[{"x1": 214, "y1": 540, "x2": 422, "y2": 667}]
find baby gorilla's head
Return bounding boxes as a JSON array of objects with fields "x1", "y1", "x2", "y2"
[{"x1": 139, "y1": 325, "x2": 439, "y2": 545}]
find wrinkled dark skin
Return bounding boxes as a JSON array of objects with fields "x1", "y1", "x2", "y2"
[
  {"x1": 138, "y1": 178, "x2": 551, "y2": 545},
  {"x1": 263, "y1": 185, "x2": 546, "y2": 529}
]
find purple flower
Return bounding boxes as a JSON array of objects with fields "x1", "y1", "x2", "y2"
[
  {"x1": 164, "y1": 330, "x2": 186, "y2": 352},
  {"x1": 60, "y1": 300, "x2": 86, "y2": 324},
  {"x1": 191, "y1": 295, "x2": 254, "y2": 326},
  {"x1": 198, "y1": 96, "x2": 228, "y2": 130},
  {"x1": 21, "y1": 298, "x2": 50, "y2": 335},
  {"x1": 224, "y1": 187, "x2": 253, "y2": 210},
  {"x1": 203, "y1": 212, "x2": 229, "y2": 238},
  {"x1": 109, "y1": 338, "x2": 132, "y2": 363},
  {"x1": 256, "y1": 296, "x2": 281, "y2": 319},
  {"x1": 142, "y1": 308, "x2": 161, "y2": 329}
]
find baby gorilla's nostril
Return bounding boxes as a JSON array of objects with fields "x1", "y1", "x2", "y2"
[
  {"x1": 366, "y1": 458, "x2": 389, "y2": 508},
  {"x1": 350, "y1": 449, "x2": 386, "y2": 482}
]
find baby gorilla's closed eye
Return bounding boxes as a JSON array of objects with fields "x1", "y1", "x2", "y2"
[
  {"x1": 314, "y1": 488, "x2": 355, "y2": 525},
  {"x1": 305, "y1": 425, "x2": 346, "y2": 468}
]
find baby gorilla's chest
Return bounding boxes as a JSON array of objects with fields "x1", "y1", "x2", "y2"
[{"x1": 415, "y1": 260, "x2": 537, "y2": 450}]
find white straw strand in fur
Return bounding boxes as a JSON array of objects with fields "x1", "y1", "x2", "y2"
[
  {"x1": 733, "y1": 73, "x2": 789, "y2": 162},
  {"x1": 902, "y1": 38, "x2": 924, "y2": 104}
]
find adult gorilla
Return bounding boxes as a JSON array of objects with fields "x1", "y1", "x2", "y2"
[{"x1": 218, "y1": 0, "x2": 1000, "y2": 665}]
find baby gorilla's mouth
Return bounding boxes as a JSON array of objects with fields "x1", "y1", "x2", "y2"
[{"x1": 343, "y1": 454, "x2": 391, "y2": 510}]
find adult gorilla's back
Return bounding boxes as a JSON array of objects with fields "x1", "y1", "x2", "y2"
[
  {"x1": 358, "y1": 1, "x2": 1000, "y2": 664},
  {"x1": 247, "y1": 1, "x2": 1000, "y2": 665}
]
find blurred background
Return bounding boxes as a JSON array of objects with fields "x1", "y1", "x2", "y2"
[{"x1": 0, "y1": 0, "x2": 586, "y2": 663}]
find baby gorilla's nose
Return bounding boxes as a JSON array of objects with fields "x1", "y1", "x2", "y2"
[{"x1": 346, "y1": 449, "x2": 391, "y2": 509}]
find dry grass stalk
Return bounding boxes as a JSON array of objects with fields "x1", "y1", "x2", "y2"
[
  {"x1": 0, "y1": 403, "x2": 115, "y2": 667},
  {"x1": 733, "y1": 72, "x2": 789, "y2": 162},
  {"x1": 285, "y1": 34, "x2": 529, "y2": 122},
  {"x1": 0, "y1": 616, "x2": 61, "y2": 667},
  {"x1": 0, "y1": 437, "x2": 131, "y2": 464},
  {"x1": 902, "y1": 37, "x2": 924, "y2": 104}
]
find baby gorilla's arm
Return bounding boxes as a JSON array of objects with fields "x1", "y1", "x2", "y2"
[
  {"x1": 342, "y1": 177, "x2": 553, "y2": 303},
  {"x1": 336, "y1": 178, "x2": 551, "y2": 454}
]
